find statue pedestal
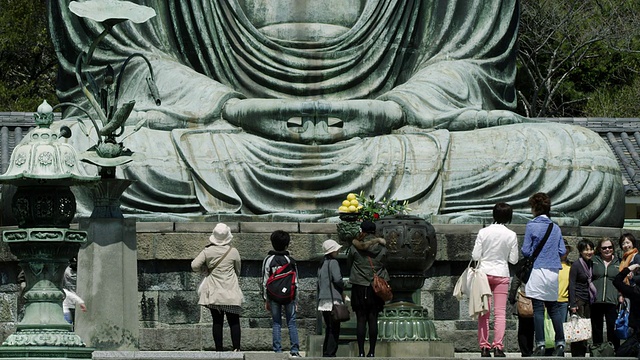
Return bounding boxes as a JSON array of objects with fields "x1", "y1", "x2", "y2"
[{"x1": 76, "y1": 218, "x2": 138, "y2": 350}]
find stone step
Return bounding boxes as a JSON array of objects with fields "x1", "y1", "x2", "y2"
[{"x1": 91, "y1": 352, "x2": 634, "y2": 360}]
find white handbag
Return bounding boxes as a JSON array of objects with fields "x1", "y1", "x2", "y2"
[
  {"x1": 563, "y1": 315, "x2": 592, "y2": 343},
  {"x1": 453, "y1": 260, "x2": 476, "y2": 300}
]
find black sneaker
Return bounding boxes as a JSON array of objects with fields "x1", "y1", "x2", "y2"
[
  {"x1": 481, "y1": 347, "x2": 492, "y2": 357},
  {"x1": 552, "y1": 345, "x2": 565, "y2": 357},
  {"x1": 532, "y1": 345, "x2": 546, "y2": 357}
]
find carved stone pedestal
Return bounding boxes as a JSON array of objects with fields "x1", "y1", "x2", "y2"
[{"x1": 75, "y1": 179, "x2": 138, "y2": 351}]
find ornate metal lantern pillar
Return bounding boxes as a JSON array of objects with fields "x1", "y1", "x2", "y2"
[
  {"x1": 0, "y1": 101, "x2": 98, "y2": 359},
  {"x1": 375, "y1": 215, "x2": 439, "y2": 341}
]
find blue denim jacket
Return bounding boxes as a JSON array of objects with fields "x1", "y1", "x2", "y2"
[{"x1": 522, "y1": 216, "x2": 565, "y2": 269}]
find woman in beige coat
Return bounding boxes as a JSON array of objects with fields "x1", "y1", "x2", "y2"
[{"x1": 192, "y1": 223, "x2": 243, "y2": 351}]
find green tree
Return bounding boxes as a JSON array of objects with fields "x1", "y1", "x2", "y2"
[
  {"x1": 0, "y1": 0, "x2": 58, "y2": 111},
  {"x1": 516, "y1": 0, "x2": 640, "y2": 117},
  {"x1": 584, "y1": 77, "x2": 640, "y2": 117}
]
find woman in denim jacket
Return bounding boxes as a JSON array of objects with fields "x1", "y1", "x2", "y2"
[{"x1": 521, "y1": 192, "x2": 566, "y2": 357}]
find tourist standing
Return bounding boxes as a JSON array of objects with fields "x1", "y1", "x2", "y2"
[
  {"x1": 317, "y1": 239, "x2": 344, "y2": 357},
  {"x1": 522, "y1": 192, "x2": 566, "y2": 357},
  {"x1": 508, "y1": 276, "x2": 534, "y2": 357},
  {"x1": 348, "y1": 220, "x2": 389, "y2": 358},
  {"x1": 568, "y1": 239, "x2": 596, "y2": 357},
  {"x1": 192, "y1": 223, "x2": 243, "y2": 352},
  {"x1": 63, "y1": 289, "x2": 86, "y2": 326},
  {"x1": 619, "y1": 233, "x2": 640, "y2": 285},
  {"x1": 557, "y1": 240, "x2": 573, "y2": 317},
  {"x1": 471, "y1": 203, "x2": 519, "y2": 357},
  {"x1": 262, "y1": 230, "x2": 301, "y2": 357},
  {"x1": 591, "y1": 238, "x2": 622, "y2": 351},
  {"x1": 613, "y1": 263, "x2": 640, "y2": 354},
  {"x1": 62, "y1": 257, "x2": 86, "y2": 327}
]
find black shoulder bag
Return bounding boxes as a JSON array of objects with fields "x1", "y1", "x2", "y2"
[{"x1": 515, "y1": 223, "x2": 554, "y2": 283}]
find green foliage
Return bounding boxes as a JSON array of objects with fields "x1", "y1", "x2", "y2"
[
  {"x1": 516, "y1": 0, "x2": 640, "y2": 118},
  {"x1": 355, "y1": 190, "x2": 410, "y2": 222},
  {"x1": 584, "y1": 77, "x2": 640, "y2": 117},
  {"x1": 0, "y1": 0, "x2": 58, "y2": 111}
]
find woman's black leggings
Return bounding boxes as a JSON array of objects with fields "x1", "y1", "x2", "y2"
[
  {"x1": 355, "y1": 309, "x2": 379, "y2": 356},
  {"x1": 209, "y1": 308, "x2": 241, "y2": 351}
]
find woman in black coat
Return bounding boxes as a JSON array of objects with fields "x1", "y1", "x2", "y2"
[{"x1": 612, "y1": 263, "x2": 640, "y2": 357}]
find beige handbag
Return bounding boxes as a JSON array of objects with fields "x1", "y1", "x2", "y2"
[{"x1": 516, "y1": 290, "x2": 533, "y2": 318}]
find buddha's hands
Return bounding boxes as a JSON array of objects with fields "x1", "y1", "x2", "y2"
[
  {"x1": 443, "y1": 109, "x2": 530, "y2": 131},
  {"x1": 221, "y1": 99, "x2": 404, "y2": 144}
]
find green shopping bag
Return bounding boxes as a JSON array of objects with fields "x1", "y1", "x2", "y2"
[{"x1": 544, "y1": 310, "x2": 555, "y2": 349}]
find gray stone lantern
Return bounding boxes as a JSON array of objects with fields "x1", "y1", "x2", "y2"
[{"x1": 0, "y1": 101, "x2": 98, "y2": 359}]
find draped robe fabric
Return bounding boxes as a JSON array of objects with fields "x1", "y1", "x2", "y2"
[{"x1": 48, "y1": 0, "x2": 624, "y2": 225}]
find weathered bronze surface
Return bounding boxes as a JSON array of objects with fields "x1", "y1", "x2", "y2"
[{"x1": 48, "y1": 0, "x2": 624, "y2": 226}]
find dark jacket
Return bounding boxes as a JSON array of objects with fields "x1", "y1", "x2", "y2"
[
  {"x1": 508, "y1": 276, "x2": 522, "y2": 305},
  {"x1": 317, "y1": 257, "x2": 344, "y2": 304},
  {"x1": 348, "y1": 234, "x2": 389, "y2": 287},
  {"x1": 592, "y1": 254, "x2": 621, "y2": 304},
  {"x1": 613, "y1": 267, "x2": 640, "y2": 331},
  {"x1": 569, "y1": 258, "x2": 592, "y2": 308}
]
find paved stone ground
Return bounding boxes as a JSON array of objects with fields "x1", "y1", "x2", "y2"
[{"x1": 92, "y1": 351, "x2": 632, "y2": 359}]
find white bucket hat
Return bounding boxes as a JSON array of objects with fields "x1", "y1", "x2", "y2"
[
  {"x1": 209, "y1": 223, "x2": 233, "y2": 246},
  {"x1": 322, "y1": 239, "x2": 342, "y2": 255}
]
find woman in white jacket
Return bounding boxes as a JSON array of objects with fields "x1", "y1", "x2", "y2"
[{"x1": 472, "y1": 203, "x2": 519, "y2": 357}]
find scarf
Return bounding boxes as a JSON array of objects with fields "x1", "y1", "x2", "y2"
[
  {"x1": 579, "y1": 257, "x2": 597, "y2": 304},
  {"x1": 620, "y1": 249, "x2": 638, "y2": 285}
]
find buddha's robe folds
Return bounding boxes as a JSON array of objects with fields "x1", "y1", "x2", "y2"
[{"x1": 48, "y1": 0, "x2": 624, "y2": 225}]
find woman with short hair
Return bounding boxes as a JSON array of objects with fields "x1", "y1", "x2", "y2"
[
  {"x1": 619, "y1": 233, "x2": 640, "y2": 285},
  {"x1": 522, "y1": 192, "x2": 567, "y2": 357},
  {"x1": 591, "y1": 238, "x2": 622, "y2": 351},
  {"x1": 568, "y1": 239, "x2": 596, "y2": 357},
  {"x1": 471, "y1": 203, "x2": 519, "y2": 357}
]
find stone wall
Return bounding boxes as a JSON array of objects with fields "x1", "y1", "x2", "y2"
[{"x1": 0, "y1": 222, "x2": 634, "y2": 352}]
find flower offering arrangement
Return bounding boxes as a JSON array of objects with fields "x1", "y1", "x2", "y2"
[{"x1": 338, "y1": 190, "x2": 411, "y2": 221}]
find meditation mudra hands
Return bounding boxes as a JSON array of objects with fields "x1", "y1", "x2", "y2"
[
  {"x1": 220, "y1": 98, "x2": 527, "y2": 144},
  {"x1": 126, "y1": 97, "x2": 526, "y2": 144},
  {"x1": 221, "y1": 98, "x2": 404, "y2": 144}
]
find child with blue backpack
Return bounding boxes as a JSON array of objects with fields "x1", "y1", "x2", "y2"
[{"x1": 262, "y1": 230, "x2": 301, "y2": 357}]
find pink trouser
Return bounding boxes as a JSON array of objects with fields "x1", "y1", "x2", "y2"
[{"x1": 478, "y1": 275, "x2": 510, "y2": 350}]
